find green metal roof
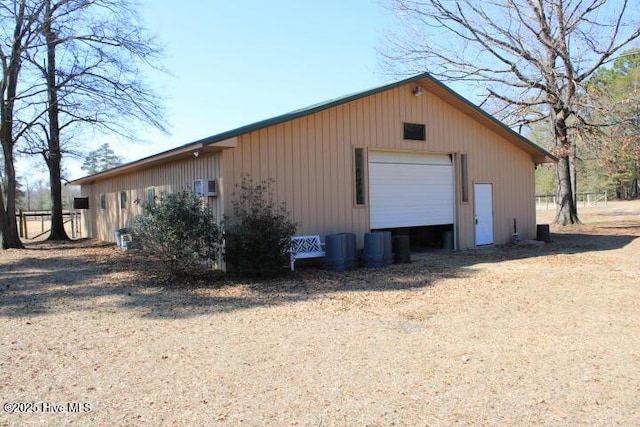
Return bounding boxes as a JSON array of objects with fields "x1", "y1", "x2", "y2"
[
  {"x1": 191, "y1": 73, "x2": 431, "y2": 147},
  {"x1": 70, "y1": 72, "x2": 555, "y2": 185},
  {"x1": 192, "y1": 71, "x2": 555, "y2": 161}
]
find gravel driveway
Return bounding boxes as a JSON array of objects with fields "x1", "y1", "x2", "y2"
[{"x1": 1, "y1": 201, "x2": 639, "y2": 426}]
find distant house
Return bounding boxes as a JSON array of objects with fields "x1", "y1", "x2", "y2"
[{"x1": 70, "y1": 73, "x2": 554, "y2": 253}]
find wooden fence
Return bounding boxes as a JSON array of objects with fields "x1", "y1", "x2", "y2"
[
  {"x1": 536, "y1": 192, "x2": 608, "y2": 210},
  {"x1": 17, "y1": 210, "x2": 82, "y2": 240}
]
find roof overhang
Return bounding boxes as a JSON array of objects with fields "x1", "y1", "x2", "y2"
[{"x1": 69, "y1": 137, "x2": 237, "y2": 185}]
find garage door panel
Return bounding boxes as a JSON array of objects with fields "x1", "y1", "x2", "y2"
[
  {"x1": 369, "y1": 152, "x2": 452, "y2": 165},
  {"x1": 369, "y1": 152, "x2": 454, "y2": 229},
  {"x1": 370, "y1": 188, "x2": 452, "y2": 206},
  {"x1": 370, "y1": 184, "x2": 451, "y2": 197},
  {"x1": 370, "y1": 164, "x2": 451, "y2": 182}
]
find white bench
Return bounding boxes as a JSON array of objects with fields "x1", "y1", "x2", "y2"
[{"x1": 290, "y1": 235, "x2": 325, "y2": 271}]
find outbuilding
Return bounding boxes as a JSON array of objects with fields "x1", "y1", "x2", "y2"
[{"x1": 70, "y1": 73, "x2": 555, "y2": 252}]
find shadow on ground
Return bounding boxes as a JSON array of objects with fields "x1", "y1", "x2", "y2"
[{"x1": 1, "y1": 226, "x2": 638, "y2": 320}]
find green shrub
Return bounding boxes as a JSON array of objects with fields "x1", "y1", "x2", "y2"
[
  {"x1": 224, "y1": 176, "x2": 297, "y2": 277},
  {"x1": 130, "y1": 190, "x2": 223, "y2": 277}
]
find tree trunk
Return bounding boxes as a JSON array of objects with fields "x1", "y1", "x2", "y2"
[
  {"x1": 570, "y1": 143, "x2": 577, "y2": 206},
  {"x1": 0, "y1": 144, "x2": 24, "y2": 249},
  {"x1": 0, "y1": 188, "x2": 7, "y2": 249},
  {"x1": 616, "y1": 180, "x2": 622, "y2": 199},
  {"x1": 634, "y1": 157, "x2": 639, "y2": 199},
  {"x1": 553, "y1": 115, "x2": 580, "y2": 225},
  {"x1": 0, "y1": 0, "x2": 25, "y2": 250},
  {"x1": 46, "y1": 155, "x2": 68, "y2": 240},
  {"x1": 555, "y1": 155, "x2": 580, "y2": 224},
  {"x1": 44, "y1": 0, "x2": 69, "y2": 241}
]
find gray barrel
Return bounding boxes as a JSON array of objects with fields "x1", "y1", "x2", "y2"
[
  {"x1": 536, "y1": 224, "x2": 551, "y2": 243},
  {"x1": 114, "y1": 228, "x2": 123, "y2": 248},
  {"x1": 392, "y1": 235, "x2": 411, "y2": 264},
  {"x1": 115, "y1": 228, "x2": 131, "y2": 250},
  {"x1": 325, "y1": 233, "x2": 356, "y2": 271},
  {"x1": 342, "y1": 233, "x2": 357, "y2": 269},
  {"x1": 364, "y1": 231, "x2": 393, "y2": 268},
  {"x1": 363, "y1": 232, "x2": 384, "y2": 268}
]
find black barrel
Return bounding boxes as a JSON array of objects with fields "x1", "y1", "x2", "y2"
[
  {"x1": 392, "y1": 235, "x2": 411, "y2": 263},
  {"x1": 536, "y1": 224, "x2": 551, "y2": 243}
]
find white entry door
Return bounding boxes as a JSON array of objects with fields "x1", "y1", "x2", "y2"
[{"x1": 474, "y1": 183, "x2": 494, "y2": 246}]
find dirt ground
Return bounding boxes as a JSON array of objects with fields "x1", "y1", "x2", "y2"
[{"x1": 1, "y1": 201, "x2": 639, "y2": 426}]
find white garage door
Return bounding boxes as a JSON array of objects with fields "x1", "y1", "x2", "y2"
[{"x1": 369, "y1": 151, "x2": 454, "y2": 229}]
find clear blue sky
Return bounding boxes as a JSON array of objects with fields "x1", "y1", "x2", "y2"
[{"x1": 60, "y1": 0, "x2": 399, "y2": 180}]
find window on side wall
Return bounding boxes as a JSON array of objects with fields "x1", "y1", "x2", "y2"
[
  {"x1": 120, "y1": 191, "x2": 127, "y2": 209},
  {"x1": 146, "y1": 188, "x2": 155, "y2": 205},
  {"x1": 460, "y1": 153, "x2": 469, "y2": 203},
  {"x1": 100, "y1": 194, "x2": 106, "y2": 210},
  {"x1": 354, "y1": 147, "x2": 366, "y2": 206}
]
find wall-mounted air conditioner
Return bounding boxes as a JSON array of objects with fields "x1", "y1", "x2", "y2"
[{"x1": 193, "y1": 179, "x2": 217, "y2": 197}]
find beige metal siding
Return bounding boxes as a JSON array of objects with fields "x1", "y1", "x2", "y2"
[
  {"x1": 81, "y1": 82, "x2": 537, "y2": 250},
  {"x1": 222, "y1": 83, "x2": 537, "y2": 249},
  {"x1": 82, "y1": 152, "x2": 223, "y2": 242}
]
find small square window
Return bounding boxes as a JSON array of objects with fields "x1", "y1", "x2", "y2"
[{"x1": 403, "y1": 123, "x2": 426, "y2": 141}]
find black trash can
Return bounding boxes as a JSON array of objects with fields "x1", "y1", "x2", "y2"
[
  {"x1": 536, "y1": 224, "x2": 551, "y2": 243},
  {"x1": 392, "y1": 235, "x2": 411, "y2": 264}
]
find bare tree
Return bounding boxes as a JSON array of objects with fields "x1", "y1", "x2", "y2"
[
  {"x1": 0, "y1": 0, "x2": 44, "y2": 249},
  {"x1": 382, "y1": 0, "x2": 640, "y2": 225},
  {"x1": 20, "y1": 0, "x2": 166, "y2": 240},
  {"x1": 586, "y1": 49, "x2": 640, "y2": 198}
]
